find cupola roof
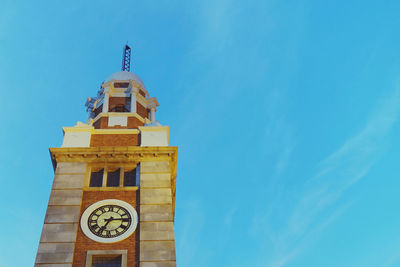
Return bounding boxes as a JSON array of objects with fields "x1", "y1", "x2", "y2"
[{"x1": 106, "y1": 71, "x2": 145, "y2": 89}]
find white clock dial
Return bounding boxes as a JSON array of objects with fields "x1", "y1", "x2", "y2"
[{"x1": 80, "y1": 199, "x2": 138, "y2": 243}]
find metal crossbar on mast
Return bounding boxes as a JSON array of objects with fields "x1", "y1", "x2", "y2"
[{"x1": 122, "y1": 44, "x2": 131, "y2": 72}]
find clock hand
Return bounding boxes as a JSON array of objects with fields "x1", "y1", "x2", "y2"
[
  {"x1": 100, "y1": 217, "x2": 113, "y2": 231},
  {"x1": 104, "y1": 217, "x2": 123, "y2": 222}
]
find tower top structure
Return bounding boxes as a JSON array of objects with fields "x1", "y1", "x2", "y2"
[
  {"x1": 35, "y1": 46, "x2": 178, "y2": 266},
  {"x1": 122, "y1": 44, "x2": 132, "y2": 72},
  {"x1": 84, "y1": 45, "x2": 159, "y2": 131}
]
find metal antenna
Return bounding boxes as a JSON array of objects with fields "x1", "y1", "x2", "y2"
[{"x1": 121, "y1": 44, "x2": 131, "y2": 72}]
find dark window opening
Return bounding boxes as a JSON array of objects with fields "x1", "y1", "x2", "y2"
[
  {"x1": 109, "y1": 104, "x2": 129, "y2": 112},
  {"x1": 124, "y1": 168, "x2": 136, "y2": 186},
  {"x1": 94, "y1": 104, "x2": 103, "y2": 117},
  {"x1": 114, "y1": 82, "x2": 130, "y2": 88},
  {"x1": 90, "y1": 169, "x2": 104, "y2": 187},
  {"x1": 107, "y1": 169, "x2": 120, "y2": 187},
  {"x1": 92, "y1": 255, "x2": 122, "y2": 267}
]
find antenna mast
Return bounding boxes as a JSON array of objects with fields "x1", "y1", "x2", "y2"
[{"x1": 122, "y1": 44, "x2": 132, "y2": 72}]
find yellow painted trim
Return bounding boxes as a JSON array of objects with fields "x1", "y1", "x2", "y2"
[
  {"x1": 63, "y1": 126, "x2": 94, "y2": 133},
  {"x1": 93, "y1": 112, "x2": 102, "y2": 122},
  {"x1": 63, "y1": 126, "x2": 141, "y2": 135},
  {"x1": 83, "y1": 187, "x2": 139, "y2": 191},
  {"x1": 136, "y1": 93, "x2": 148, "y2": 107},
  {"x1": 138, "y1": 126, "x2": 169, "y2": 132},
  {"x1": 86, "y1": 164, "x2": 138, "y2": 187},
  {"x1": 92, "y1": 129, "x2": 139, "y2": 135},
  {"x1": 50, "y1": 146, "x2": 178, "y2": 213}
]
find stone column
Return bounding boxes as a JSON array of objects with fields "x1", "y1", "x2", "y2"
[
  {"x1": 131, "y1": 90, "x2": 137, "y2": 113},
  {"x1": 150, "y1": 108, "x2": 156, "y2": 123},
  {"x1": 102, "y1": 89, "x2": 109, "y2": 113}
]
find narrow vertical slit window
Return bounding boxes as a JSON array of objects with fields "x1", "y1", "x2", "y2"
[
  {"x1": 123, "y1": 168, "x2": 136, "y2": 186},
  {"x1": 90, "y1": 169, "x2": 104, "y2": 187},
  {"x1": 107, "y1": 169, "x2": 120, "y2": 187}
]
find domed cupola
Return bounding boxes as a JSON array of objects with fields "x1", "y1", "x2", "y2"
[
  {"x1": 106, "y1": 71, "x2": 146, "y2": 91},
  {"x1": 85, "y1": 45, "x2": 159, "y2": 129}
]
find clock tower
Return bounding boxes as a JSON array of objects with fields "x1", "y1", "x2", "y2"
[{"x1": 35, "y1": 45, "x2": 177, "y2": 267}]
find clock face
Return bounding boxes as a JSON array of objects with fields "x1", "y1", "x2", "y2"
[
  {"x1": 80, "y1": 199, "x2": 138, "y2": 243},
  {"x1": 88, "y1": 204, "x2": 132, "y2": 238}
]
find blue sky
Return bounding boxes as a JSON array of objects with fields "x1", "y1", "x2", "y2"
[{"x1": 1, "y1": 0, "x2": 400, "y2": 266}]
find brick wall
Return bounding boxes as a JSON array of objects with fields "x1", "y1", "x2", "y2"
[
  {"x1": 72, "y1": 190, "x2": 139, "y2": 267},
  {"x1": 93, "y1": 117, "x2": 143, "y2": 130},
  {"x1": 90, "y1": 134, "x2": 139, "y2": 147},
  {"x1": 93, "y1": 117, "x2": 109, "y2": 129},
  {"x1": 109, "y1": 97, "x2": 131, "y2": 112},
  {"x1": 139, "y1": 90, "x2": 146, "y2": 97},
  {"x1": 127, "y1": 117, "x2": 144, "y2": 128},
  {"x1": 136, "y1": 103, "x2": 147, "y2": 119}
]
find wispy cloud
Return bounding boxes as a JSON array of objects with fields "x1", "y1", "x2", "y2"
[
  {"x1": 258, "y1": 85, "x2": 400, "y2": 267},
  {"x1": 191, "y1": 0, "x2": 234, "y2": 56},
  {"x1": 382, "y1": 247, "x2": 400, "y2": 267},
  {"x1": 176, "y1": 199, "x2": 206, "y2": 266}
]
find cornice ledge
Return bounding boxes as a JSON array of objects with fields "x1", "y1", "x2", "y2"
[
  {"x1": 49, "y1": 146, "x2": 178, "y2": 215},
  {"x1": 49, "y1": 146, "x2": 178, "y2": 165}
]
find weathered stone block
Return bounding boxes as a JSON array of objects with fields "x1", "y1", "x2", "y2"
[
  {"x1": 34, "y1": 264, "x2": 72, "y2": 267},
  {"x1": 48, "y1": 190, "x2": 82, "y2": 205},
  {"x1": 140, "y1": 241, "x2": 176, "y2": 261},
  {"x1": 37, "y1": 243, "x2": 75, "y2": 253},
  {"x1": 140, "y1": 222, "x2": 175, "y2": 241},
  {"x1": 141, "y1": 161, "x2": 170, "y2": 173},
  {"x1": 53, "y1": 174, "x2": 84, "y2": 189},
  {"x1": 55, "y1": 162, "x2": 86, "y2": 174},
  {"x1": 40, "y1": 223, "x2": 78, "y2": 242},
  {"x1": 45, "y1": 206, "x2": 81, "y2": 223},
  {"x1": 141, "y1": 189, "x2": 172, "y2": 204},
  {"x1": 141, "y1": 173, "x2": 171, "y2": 188},
  {"x1": 35, "y1": 252, "x2": 73, "y2": 264},
  {"x1": 140, "y1": 205, "x2": 173, "y2": 221},
  {"x1": 140, "y1": 262, "x2": 176, "y2": 267}
]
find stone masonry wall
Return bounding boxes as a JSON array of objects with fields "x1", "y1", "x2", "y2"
[
  {"x1": 139, "y1": 161, "x2": 176, "y2": 267},
  {"x1": 35, "y1": 162, "x2": 86, "y2": 267}
]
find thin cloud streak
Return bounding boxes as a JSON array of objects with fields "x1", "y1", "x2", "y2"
[
  {"x1": 264, "y1": 85, "x2": 400, "y2": 267},
  {"x1": 176, "y1": 199, "x2": 205, "y2": 266}
]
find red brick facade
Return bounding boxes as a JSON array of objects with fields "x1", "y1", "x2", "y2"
[
  {"x1": 136, "y1": 103, "x2": 147, "y2": 119},
  {"x1": 93, "y1": 117, "x2": 108, "y2": 129},
  {"x1": 90, "y1": 134, "x2": 139, "y2": 147},
  {"x1": 127, "y1": 117, "x2": 144, "y2": 128},
  {"x1": 139, "y1": 90, "x2": 146, "y2": 97},
  {"x1": 93, "y1": 117, "x2": 144, "y2": 130},
  {"x1": 108, "y1": 97, "x2": 131, "y2": 112},
  {"x1": 72, "y1": 190, "x2": 139, "y2": 267}
]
